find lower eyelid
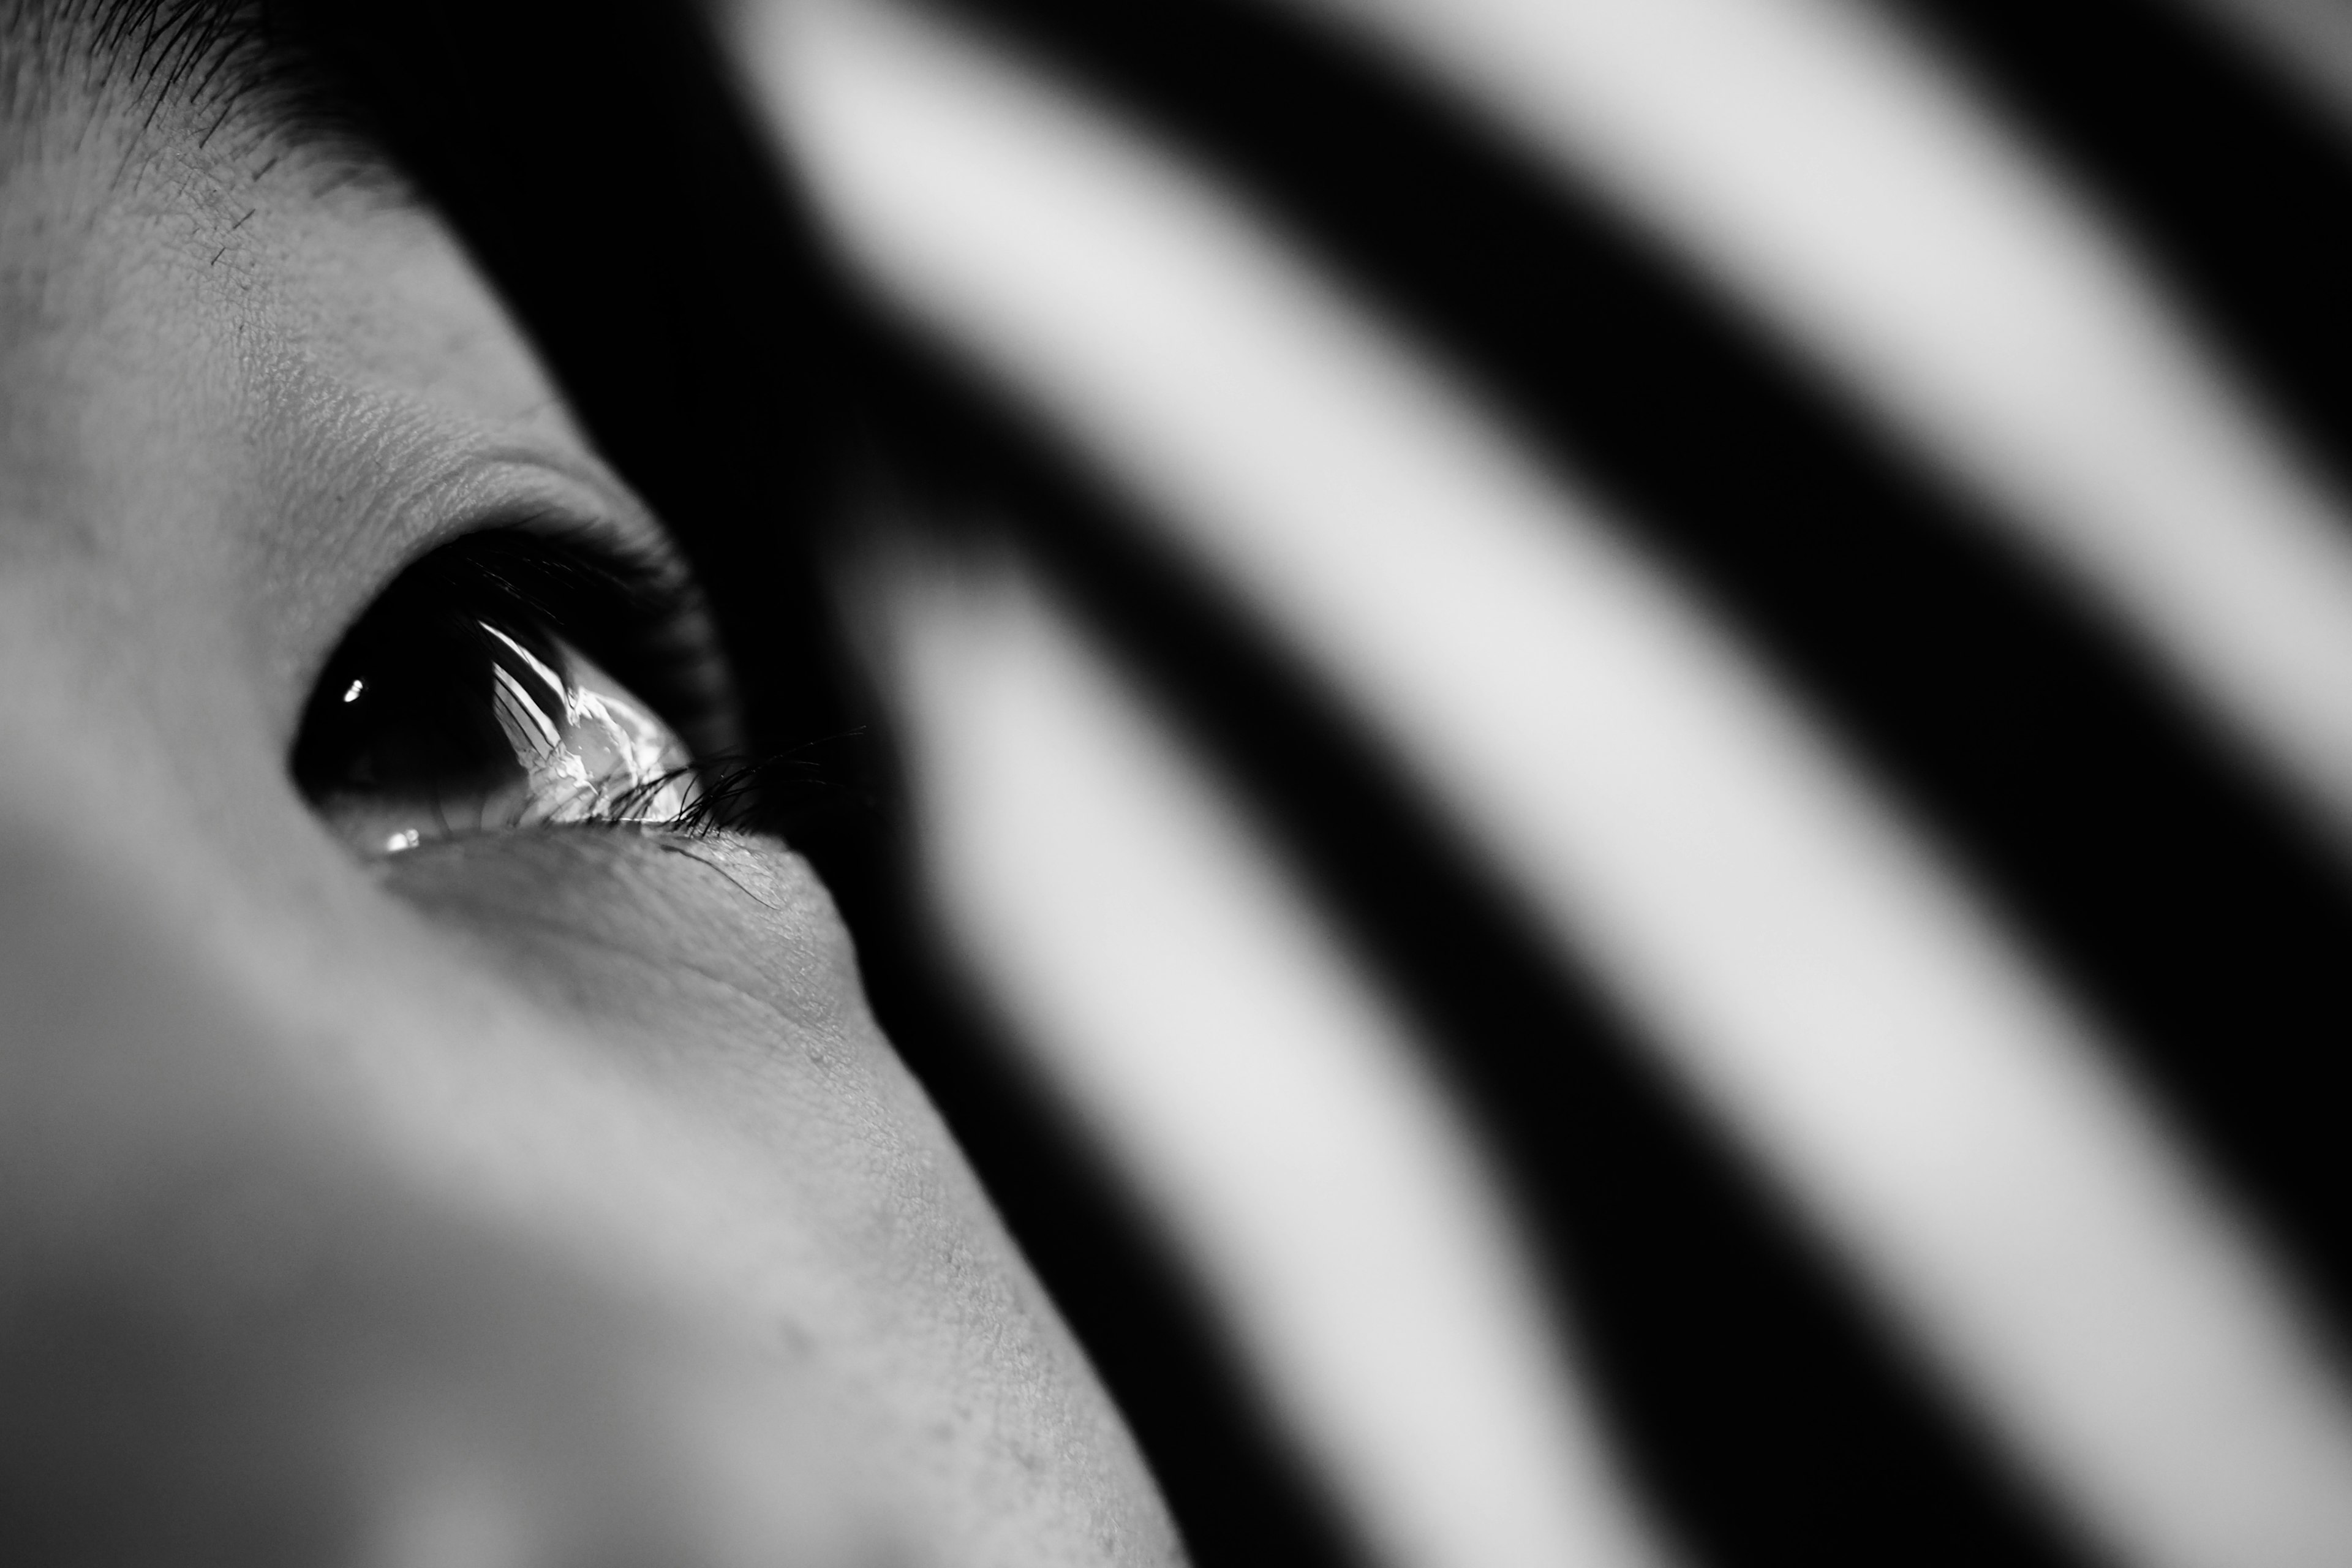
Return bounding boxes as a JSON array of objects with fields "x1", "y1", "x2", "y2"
[{"x1": 377, "y1": 825, "x2": 848, "y2": 1000}]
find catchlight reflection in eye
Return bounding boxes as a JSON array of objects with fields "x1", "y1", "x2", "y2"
[{"x1": 477, "y1": 624, "x2": 699, "y2": 829}]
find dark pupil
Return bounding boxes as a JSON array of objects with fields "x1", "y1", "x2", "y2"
[{"x1": 292, "y1": 572, "x2": 562, "y2": 805}]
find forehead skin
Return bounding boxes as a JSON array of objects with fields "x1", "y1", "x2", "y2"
[
  {"x1": 2, "y1": 99, "x2": 633, "y2": 714},
  {"x1": 0, "y1": 77, "x2": 1182, "y2": 1568}
]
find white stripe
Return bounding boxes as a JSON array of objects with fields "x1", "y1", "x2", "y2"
[
  {"x1": 1267, "y1": 0, "x2": 2352, "y2": 865},
  {"x1": 729, "y1": 4, "x2": 2352, "y2": 1562},
  {"x1": 873, "y1": 551, "x2": 1675, "y2": 1568}
]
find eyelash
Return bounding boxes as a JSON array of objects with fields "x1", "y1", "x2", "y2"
[{"x1": 290, "y1": 522, "x2": 747, "y2": 850}]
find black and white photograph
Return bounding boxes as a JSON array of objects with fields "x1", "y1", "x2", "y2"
[{"x1": 9, "y1": 2, "x2": 2352, "y2": 1564}]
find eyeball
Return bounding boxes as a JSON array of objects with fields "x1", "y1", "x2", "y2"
[{"x1": 293, "y1": 532, "x2": 718, "y2": 857}]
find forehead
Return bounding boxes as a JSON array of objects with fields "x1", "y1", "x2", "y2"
[
  {"x1": 2, "y1": 0, "x2": 391, "y2": 370},
  {"x1": 1, "y1": 115, "x2": 600, "y2": 510},
  {"x1": 0, "y1": 31, "x2": 660, "y2": 726}
]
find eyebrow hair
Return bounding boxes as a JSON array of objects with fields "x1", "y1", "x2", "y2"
[{"x1": 1, "y1": 0, "x2": 387, "y2": 183}]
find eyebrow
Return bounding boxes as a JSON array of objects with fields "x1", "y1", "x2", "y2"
[{"x1": 2, "y1": 0, "x2": 391, "y2": 186}]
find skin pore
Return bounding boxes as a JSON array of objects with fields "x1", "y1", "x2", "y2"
[{"x1": 0, "y1": 21, "x2": 1183, "y2": 1567}]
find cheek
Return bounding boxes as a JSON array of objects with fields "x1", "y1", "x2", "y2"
[
  {"x1": 375, "y1": 831, "x2": 930, "y2": 1254},
  {"x1": 370, "y1": 829, "x2": 1179, "y2": 1565},
  {"x1": 0, "y1": 826, "x2": 897, "y2": 1567},
  {"x1": 2, "y1": 820, "x2": 1180, "y2": 1566}
]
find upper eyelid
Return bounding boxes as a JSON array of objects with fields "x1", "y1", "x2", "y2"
[
  {"x1": 477, "y1": 448, "x2": 678, "y2": 565},
  {"x1": 285, "y1": 450, "x2": 697, "y2": 731},
  {"x1": 394, "y1": 451, "x2": 685, "y2": 590},
  {"x1": 486, "y1": 505, "x2": 703, "y2": 613}
]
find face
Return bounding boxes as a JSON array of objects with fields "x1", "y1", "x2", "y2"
[{"x1": 0, "y1": 71, "x2": 1180, "y2": 1568}]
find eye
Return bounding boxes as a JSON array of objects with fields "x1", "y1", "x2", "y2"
[{"x1": 292, "y1": 527, "x2": 736, "y2": 856}]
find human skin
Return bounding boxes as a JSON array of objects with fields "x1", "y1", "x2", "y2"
[{"x1": 0, "y1": 74, "x2": 1183, "y2": 1568}]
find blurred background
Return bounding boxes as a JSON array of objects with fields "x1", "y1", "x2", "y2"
[{"x1": 360, "y1": 1, "x2": 2352, "y2": 1564}]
